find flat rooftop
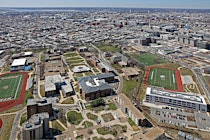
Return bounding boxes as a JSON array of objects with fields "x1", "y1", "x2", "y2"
[
  {"x1": 11, "y1": 58, "x2": 27, "y2": 66},
  {"x1": 146, "y1": 87, "x2": 206, "y2": 105}
]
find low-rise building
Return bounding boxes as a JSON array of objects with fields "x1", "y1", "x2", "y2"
[
  {"x1": 145, "y1": 87, "x2": 207, "y2": 112},
  {"x1": 117, "y1": 93, "x2": 151, "y2": 127},
  {"x1": 45, "y1": 74, "x2": 64, "y2": 97},
  {"x1": 78, "y1": 73, "x2": 115, "y2": 100}
]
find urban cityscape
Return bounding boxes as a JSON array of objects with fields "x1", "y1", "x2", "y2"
[{"x1": 0, "y1": 1, "x2": 210, "y2": 140}]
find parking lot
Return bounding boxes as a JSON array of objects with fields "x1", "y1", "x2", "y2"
[
  {"x1": 151, "y1": 107, "x2": 196, "y2": 127},
  {"x1": 194, "y1": 112, "x2": 210, "y2": 130}
]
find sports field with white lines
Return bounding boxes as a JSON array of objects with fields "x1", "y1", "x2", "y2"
[
  {"x1": 148, "y1": 68, "x2": 177, "y2": 90},
  {"x1": 0, "y1": 73, "x2": 23, "y2": 100}
]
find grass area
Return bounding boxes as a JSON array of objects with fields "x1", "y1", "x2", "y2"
[
  {"x1": 66, "y1": 57, "x2": 82, "y2": 61},
  {"x1": 92, "y1": 137, "x2": 113, "y2": 140},
  {"x1": 51, "y1": 120, "x2": 65, "y2": 131},
  {"x1": 82, "y1": 121, "x2": 93, "y2": 128},
  {"x1": 40, "y1": 85, "x2": 45, "y2": 97},
  {"x1": 97, "y1": 125, "x2": 127, "y2": 136},
  {"x1": 41, "y1": 53, "x2": 45, "y2": 62},
  {"x1": 86, "y1": 112, "x2": 98, "y2": 121},
  {"x1": 0, "y1": 73, "x2": 24, "y2": 99},
  {"x1": 98, "y1": 46, "x2": 119, "y2": 53},
  {"x1": 67, "y1": 111, "x2": 83, "y2": 125},
  {"x1": 84, "y1": 71, "x2": 93, "y2": 76},
  {"x1": 122, "y1": 79, "x2": 139, "y2": 98},
  {"x1": 61, "y1": 97, "x2": 74, "y2": 104},
  {"x1": 76, "y1": 135, "x2": 84, "y2": 140},
  {"x1": 92, "y1": 67, "x2": 100, "y2": 73},
  {"x1": 147, "y1": 67, "x2": 177, "y2": 90},
  {"x1": 180, "y1": 67, "x2": 196, "y2": 80},
  {"x1": 64, "y1": 52, "x2": 78, "y2": 58},
  {"x1": 20, "y1": 113, "x2": 28, "y2": 126},
  {"x1": 204, "y1": 76, "x2": 210, "y2": 87},
  {"x1": 86, "y1": 105, "x2": 105, "y2": 112},
  {"x1": 74, "y1": 73, "x2": 84, "y2": 77},
  {"x1": 128, "y1": 117, "x2": 139, "y2": 131},
  {"x1": 0, "y1": 115, "x2": 15, "y2": 140},
  {"x1": 101, "y1": 113, "x2": 114, "y2": 122},
  {"x1": 58, "y1": 118, "x2": 67, "y2": 128},
  {"x1": 107, "y1": 102, "x2": 117, "y2": 110},
  {"x1": 133, "y1": 53, "x2": 168, "y2": 66},
  {"x1": 67, "y1": 59, "x2": 84, "y2": 64}
]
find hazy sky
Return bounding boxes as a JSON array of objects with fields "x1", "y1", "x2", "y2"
[{"x1": 0, "y1": 0, "x2": 210, "y2": 9}]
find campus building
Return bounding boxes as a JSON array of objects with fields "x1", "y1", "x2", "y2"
[
  {"x1": 145, "y1": 87, "x2": 207, "y2": 112},
  {"x1": 27, "y1": 98, "x2": 53, "y2": 119},
  {"x1": 22, "y1": 113, "x2": 49, "y2": 140},
  {"x1": 78, "y1": 73, "x2": 115, "y2": 100},
  {"x1": 117, "y1": 93, "x2": 152, "y2": 127},
  {"x1": 10, "y1": 58, "x2": 32, "y2": 71}
]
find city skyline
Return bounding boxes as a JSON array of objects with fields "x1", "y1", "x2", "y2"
[{"x1": 0, "y1": 0, "x2": 210, "y2": 9}]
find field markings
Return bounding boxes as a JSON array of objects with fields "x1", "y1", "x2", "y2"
[
  {"x1": 14, "y1": 75, "x2": 23, "y2": 99},
  {"x1": 150, "y1": 71, "x2": 154, "y2": 80}
]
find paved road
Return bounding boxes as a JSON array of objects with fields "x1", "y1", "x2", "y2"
[
  {"x1": 193, "y1": 68, "x2": 210, "y2": 101},
  {"x1": 9, "y1": 108, "x2": 26, "y2": 140},
  {"x1": 90, "y1": 43, "x2": 123, "y2": 94},
  {"x1": 34, "y1": 52, "x2": 42, "y2": 99}
]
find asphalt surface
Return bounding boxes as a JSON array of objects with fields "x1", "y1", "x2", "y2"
[{"x1": 9, "y1": 108, "x2": 26, "y2": 140}]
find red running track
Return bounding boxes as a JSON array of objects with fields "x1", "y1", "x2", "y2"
[
  {"x1": 0, "y1": 72, "x2": 29, "y2": 112},
  {"x1": 0, "y1": 118, "x2": 2, "y2": 129},
  {"x1": 144, "y1": 66, "x2": 183, "y2": 92}
]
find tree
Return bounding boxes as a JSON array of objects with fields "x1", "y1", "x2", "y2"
[{"x1": 90, "y1": 98, "x2": 105, "y2": 107}]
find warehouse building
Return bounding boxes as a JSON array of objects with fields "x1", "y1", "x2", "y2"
[{"x1": 145, "y1": 87, "x2": 207, "y2": 112}]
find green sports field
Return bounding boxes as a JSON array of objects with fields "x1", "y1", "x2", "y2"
[
  {"x1": 0, "y1": 73, "x2": 24, "y2": 100},
  {"x1": 148, "y1": 68, "x2": 177, "y2": 90}
]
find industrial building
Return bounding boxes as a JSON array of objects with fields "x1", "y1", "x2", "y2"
[
  {"x1": 145, "y1": 87, "x2": 207, "y2": 112},
  {"x1": 22, "y1": 113, "x2": 49, "y2": 140}
]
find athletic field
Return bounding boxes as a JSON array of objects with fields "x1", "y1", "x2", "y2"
[
  {"x1": 147, "y1": 68, "x2": 177, "y2": 90},
  {"x1": 0, "y1": 73, "x2": 24, "y2": 100}
]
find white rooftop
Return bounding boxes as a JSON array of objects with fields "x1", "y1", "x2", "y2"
[
  {"x1": 11, "y1": 58, "x2": 27, "y2": 67},
  {"x1": 146, "y1": 87, "x2": 206, "y2": 105},
  {"x1": 24, "y1": 51, "x2": 33, "y2": 56},
  {"x1": 72, "y1": 65, "x2": 90, "y2": 73}
]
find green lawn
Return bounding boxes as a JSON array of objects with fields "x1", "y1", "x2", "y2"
[
  {"x1": 86, "y1": 112, "x2": 98, "y2": 121},
  {"x1": 82, "y1": 121, "x2": 93, "y2": 128},
  {"x1": 51, "y1": 120, "x2": 65, "y2": 131},
  {"x1": 64, "y1": 52, "x2": 78, "y2": 58},
  {"x1": 133, "y1": 53, "x2": 168, "y2": 66},
  {"x1": 61, "y1": 97, "x2": 74, "y2": 104},
  {"x1": 122, "y1": 79, "x2": 139, "y2": 98},
  {"x1": 107, "y1": 102, "x2": 117, "y2": 110},
  {"x1": 92, "y1": 137, "x2": 113, "y2": 140},
  {"x1": 20, "y1": 113, "x2": 27, "y2": 126},
  {"x1": 148, "y1": 68, "x2": 177, "y2": 90},
  {"x1": 86, "y1": 105, "x2": 105, "y2": 112},
  {"x1": 67, "y1": 111, "x2": 83, "y2": 125},
  {"x1": 0, "y1": 73, "x2": 24, "y2": 99},
  {"x1": 97, "y1": 125, "x2": 127, "y2": 136},
  {"x1": 98, "y1": 46, "x2": 119, "y2": 53},
  {"x1": 101, "y1": 113, "x2": 114, "y2": 122}
]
